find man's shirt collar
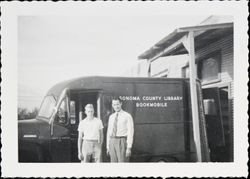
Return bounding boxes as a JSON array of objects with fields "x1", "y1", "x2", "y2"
[{"x1": 116, "y1": 109, "x2": 123, "y2": 115}]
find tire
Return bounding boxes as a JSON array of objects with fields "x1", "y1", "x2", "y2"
[
  {"x1": 149, "y1": 156, "x2": 178, "y2": 163},
  {"x1": 19, "y1": 145, "x2": 45, "y2": 162}
]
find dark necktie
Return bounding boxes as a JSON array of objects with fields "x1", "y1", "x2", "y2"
[{"x1": 111, "y1": 113, "x2": 118, "y2": 137}]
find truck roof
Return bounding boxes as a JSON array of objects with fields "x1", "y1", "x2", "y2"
[{"x1": 46, "y1": 76, "x2": 189, "y2": 97}]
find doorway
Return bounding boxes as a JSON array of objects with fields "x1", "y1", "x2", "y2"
[
  {"x1": 202, "y1": 86, "x2": 233, "y2": 162},
  {"x1": 68, "y1": 90, "x2": 100, "y2": 162}
]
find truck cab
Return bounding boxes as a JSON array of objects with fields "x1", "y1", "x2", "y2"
[{"x1": 18, "y1": 76, "x2": 210, "y2": 162}]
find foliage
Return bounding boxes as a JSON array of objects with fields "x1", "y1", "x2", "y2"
[{"x1": 18, "y1": 107, "x2": 39, "y2": 120}]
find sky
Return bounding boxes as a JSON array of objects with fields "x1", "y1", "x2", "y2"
[{"x1": 18, "y1": 14, "x2": 209, "y2": 110}]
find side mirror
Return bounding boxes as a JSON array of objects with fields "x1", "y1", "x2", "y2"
[
  {"x1": 70, "y1": 115, "x2": 76, "y2": 124},
  {"x1": 203, "y1": 99, "x2": 217, "y2": 115}
]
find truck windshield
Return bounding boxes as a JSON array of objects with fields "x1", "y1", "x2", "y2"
[{"x1": 37, "y1": 96, "x2": 56, "y2": 119}]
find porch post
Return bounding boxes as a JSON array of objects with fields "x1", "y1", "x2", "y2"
[
  {"x1": 186, "y1": 31, "x2": 202, "y2": 162},
  {"x1": 147, "y1": 60, "x2": 151, "y2": 77}
]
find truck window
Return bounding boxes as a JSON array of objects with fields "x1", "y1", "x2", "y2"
[
  {"x1": 54, "y1": 98, "x2": 68, "y2": 125},
  {"x1": 38, "y1": 96, "x2": 56, "y2": 119}
]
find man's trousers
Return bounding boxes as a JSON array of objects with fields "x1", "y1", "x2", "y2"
[
  {"x1": 109, "y1": 137, "x2": 129, "y2": 162},
  {"x1": 82, "y1": 140, "x2": 102, "y2": 163}
]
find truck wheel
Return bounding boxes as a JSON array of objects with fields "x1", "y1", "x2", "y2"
[
  {"x1": 35, "y1": 145, "x2": 46, "y2": 162},
  {"x1": 157, "y1": 159, "x2": 167, "y2": 162},
  {"x1": 149, "y1": 157, "x2": 178, "y2": 162},
  {"x1": 19, "y1": 146, "x2": 45, "y2": 162},
  {"x1": 19, "y1": 150, "x2": 40, "y2": 162}
]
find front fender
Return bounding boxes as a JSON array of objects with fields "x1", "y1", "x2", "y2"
[{"x1": 18, "y1": 141, "x2": 46, "y2": 162}]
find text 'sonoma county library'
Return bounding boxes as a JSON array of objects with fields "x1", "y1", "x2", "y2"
[{"x1": 126, "y1": 16, "x2": 234, "y2": 162}]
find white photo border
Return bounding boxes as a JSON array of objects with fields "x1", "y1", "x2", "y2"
[{"x1": 1, "y1": 1, "x2": 248, "y2": 177}]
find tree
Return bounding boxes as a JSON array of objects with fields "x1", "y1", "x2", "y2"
[
  {"x1": 29, "y1": 107, "x2": 39, "y2": 119},
  {"x1": 18, "y1": 107, "x2": 39, "y2": 120},
  {"x1": 18, "y1": 108, "x2": 28, "y2": 120}
]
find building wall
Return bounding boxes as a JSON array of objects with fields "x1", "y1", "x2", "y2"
[
  {"x1": 148, "y1": 33, "x2": 234, "y2": 98},
  {"x1": 127, "y1": 31, "x2": 234, "y2": 99},
  {"x1": 121, "y1": 60, "x2": 149, "y2": 77},
  {"x1": 151, "y1": 55, "x2": 188, "y2": 77},
  {"x1": 196, "y1": 33, "x2": 234, "y2": 98},
  {"x1": 195, "y1": 33, "x2": 234, "y2": 162}
]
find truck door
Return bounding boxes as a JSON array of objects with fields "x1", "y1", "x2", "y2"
[
  {"x1": 50, "y1": 96, "x2": 71, "y2": 162},
  {"x1": 202, "y1": 88, "x2": 225, "y2": 161},
  {"x1": 68, "y1": 100, "x2": 79, "y2": 162}
]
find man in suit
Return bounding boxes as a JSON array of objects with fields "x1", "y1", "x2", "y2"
[{"x1": 106, "y1": 97, "x2": 134, "y2": 162}]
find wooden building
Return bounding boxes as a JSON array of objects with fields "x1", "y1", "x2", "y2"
[{"x1": 136, "y1": 16, "x2": 234, "y2": 162}]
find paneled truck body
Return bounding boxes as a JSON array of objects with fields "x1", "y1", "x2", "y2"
[{"x1": 18, "y1": 76, "x2": 210, "y2": 162}]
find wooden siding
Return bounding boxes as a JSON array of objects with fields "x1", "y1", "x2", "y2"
[{"x1": 196, "y1": 34, "x2": 234, "y2": 97}]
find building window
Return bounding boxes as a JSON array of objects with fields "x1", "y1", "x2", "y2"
[
  {"x1": 198, "y1": 51, "x2": 221, "y2": 84},
  {"x1": 181, "y1": 64, "x2": 197, "y2": 78},
  {"x1": 182, "y1": 66, "x2": 189, "y2": 78}
]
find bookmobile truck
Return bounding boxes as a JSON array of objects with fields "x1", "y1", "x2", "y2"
[{"x1": 18, "y1": 76, "x2": 211, "y2": 162}]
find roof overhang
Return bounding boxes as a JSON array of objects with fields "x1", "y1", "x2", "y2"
[{"x1": 138, "y1": 22, "x2": 233, "y2": 61}]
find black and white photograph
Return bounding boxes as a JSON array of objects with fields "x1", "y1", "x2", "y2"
[{"x1": 1, "y1": 1, "x2": 248, "y2": 178}]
